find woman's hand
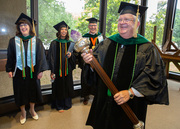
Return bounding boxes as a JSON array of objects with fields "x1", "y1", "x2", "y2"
[
  {"x1": 37, "y1": 72, "x2": 43, "y2": 79},
  {"x1": 8, "y1": 72, "x2": 13, "y2": 78},
  {"x1": 66, "y1": 52, "x2": 71, "y2": 58},
  {"x1": 50, "y1": 73, "x2": 55, "y2": 80}
]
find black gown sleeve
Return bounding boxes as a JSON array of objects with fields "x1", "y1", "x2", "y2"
[
  {"x1": 47, "y1": 41, "x2": 55, "y2": 73},
  {"x1": 132, "y1": 44, "x2": 169, "y2": 105},
  {"x1": 36, "y1": 38, "x2": 48, "y2": 74},
  {"x1": 6, "y1": 37, "x2": 16, "y2": 72}
]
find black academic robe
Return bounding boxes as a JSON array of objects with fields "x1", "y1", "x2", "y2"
[
  {"x1": 48, "y1": 40, "x2": 76, "y2": 100},
  {"x1": 80, "y1": 32, "x2": 104, "y2": 97},
  {"x1": 6, "y1": 37, "x2": 48, "y2": 106},
  {"x1": 84, "y1": 38, "x2": 169, "y2": 129}
]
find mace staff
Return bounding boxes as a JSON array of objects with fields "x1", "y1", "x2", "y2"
[{"x1": 73, "y1": 37, "x2": 144, "y2": 129}]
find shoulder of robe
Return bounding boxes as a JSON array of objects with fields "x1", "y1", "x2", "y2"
[{"x1": 138, "y1": 42, "x2": 154, "y2": 53}]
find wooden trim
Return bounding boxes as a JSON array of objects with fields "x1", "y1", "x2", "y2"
[
  {"x1": 0, "y1": 59, "x2": 7, "y2": 71},
  {"x1": 169, "y1": 72, "x2": 180, "y2": 80},
  {"x1": 152, "y1": 26, "x2": 180, "y2": 79}
]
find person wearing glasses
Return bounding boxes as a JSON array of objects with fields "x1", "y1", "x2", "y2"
[
  {"x1": 6, "y1": 13, "x2": 48, "y2": 124},
  {"x1": 79, "y1": 18, "x2": 104, "y2": 105},
  {"x1": 81, "y1": 2, "x2": 169, "y2": 129}
]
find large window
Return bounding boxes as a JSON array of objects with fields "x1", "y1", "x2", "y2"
[
  {"x1": 38, "y1": 0, "x2": 75, "y2": 49},
  {"x1": 38, "y1": 0, "x2": 92, "y2": 85},
  {"x1": 75, "y1": 0, "x2": 100, "y2": 36},
  {"x1": 145, "y1": 0, "x2": 168, "y2": 48},
  {"x1": 0, "y1": 0, "x2": 27, "y2": 98},
  {"x1": 0, "y1": 0, "x2": 179, "y2": 98}
]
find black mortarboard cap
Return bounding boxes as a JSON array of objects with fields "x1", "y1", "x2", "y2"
[
  {"x1": 53, "y1": 21, "x2": 70, "y2": 31},
  {"x1": 86, "y1": 18, "x2": 100, "y2": 23},
  {"x1": 118, "y1": 2, "x2": 148, "y2": 17},
  {"x1": 15, "y1": 13, "x2": 36, "y2": 25}
]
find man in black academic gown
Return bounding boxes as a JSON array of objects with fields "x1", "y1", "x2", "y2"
[
  {"x1": 81, "y1": 2, "x2": 169, "y2": 129},
  {"x1": 80, "y1": 18, "x2": 104, "y2": 105}
]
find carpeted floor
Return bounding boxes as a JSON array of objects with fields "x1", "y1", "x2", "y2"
[
  {"x1": 145, "y1": 79, "x2": 180, "y2": 129},
  {"x1": 0, "y1": 79, "x2": 179, "y2": 129}
]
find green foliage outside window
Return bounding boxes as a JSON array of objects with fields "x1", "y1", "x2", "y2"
[
  {"x1": 75, "y1": 0, "x2": 100, "y2": 35},
  {"x1": 145, "y1": 1, "x2": 167, "y2": 47},
  {"x1": 38, "y1": 0, "x2": 77, "y2": 46},
  {"x1": 76, "y1": 0, "x2": 133, "y2": 37}
]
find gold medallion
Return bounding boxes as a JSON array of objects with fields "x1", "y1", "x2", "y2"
[{"x1": 92, "y1": 46, "x2": 95, "y2": 49}]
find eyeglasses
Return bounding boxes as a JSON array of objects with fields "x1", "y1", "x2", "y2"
[
  {"x1": 19, "y1": 24, "x2": 28, "y2": 27},
  {"x1": 118, "y1": 18, "x2": 134, "y2": 23},
  {"x1": 89, "y1": 25, "x2": 97, "y2": 27}
]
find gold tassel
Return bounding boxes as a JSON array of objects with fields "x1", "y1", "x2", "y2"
[
  {"x1": 31, "y1": 39, "x2": 34, "y2": 72},
  {"x1": 133, "y1": 5, "x2": 139, "y2": 38},
  {"x1": 32, "y1": 19, "x2": 36, "y2": 36}
]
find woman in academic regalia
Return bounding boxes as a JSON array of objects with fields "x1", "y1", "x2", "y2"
[
  {"x1": 6, "y1": 13, "x2": 48, "y2": 124},
  {"x1": 48, "y1": 21, "x2": 76, "y2": 113}
]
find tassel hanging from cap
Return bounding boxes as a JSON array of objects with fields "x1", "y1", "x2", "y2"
[{"x1": 133, "y1": 5, "x2": 139, "y2": 38}]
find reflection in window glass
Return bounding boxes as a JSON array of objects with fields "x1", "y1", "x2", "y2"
[
  {"x1": 0, "y1": 1, "x2": 26, "y2": 49},
  {"x1": 145, "y1": 0, "x2": 167, "y2": 48},
  {"x1": 172, "y1": 0, "x2": 180, "y2": 49},
  {"x1": 0, "y1": 0, "x2": 27, "y2": 97}
]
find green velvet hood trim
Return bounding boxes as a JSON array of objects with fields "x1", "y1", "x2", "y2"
[
  {"x1": 19, "y1": 35, "x2": 33, "y2": 40},
  {"x1": 108, "y1": 33, "x2": 149, "y2": 45},
  {"x1": 55, "y1": 38, "x2": 71, "y2": 43},
  {"x1": 82, "y1": 32, "x2": 101, "y2": 38}
]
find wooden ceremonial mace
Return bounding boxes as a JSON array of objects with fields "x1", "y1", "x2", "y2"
[{"x1": 74, "y1": 38, "x2": 144, "y2": 129}]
